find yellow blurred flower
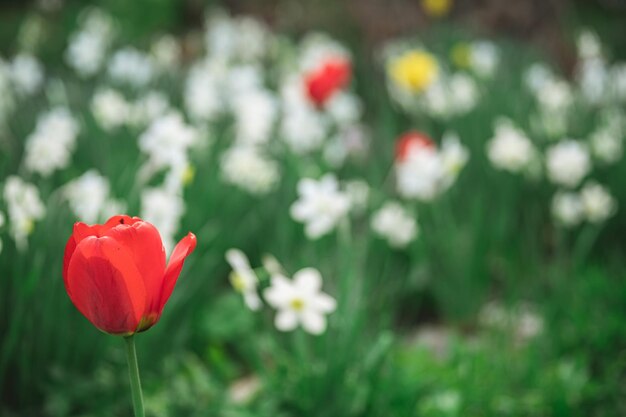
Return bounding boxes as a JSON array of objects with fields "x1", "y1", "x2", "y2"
[
  {"x1": 389, "y1": 50, "x2": 439, "y2": 93},
  {"x1": 422, "y1": 0, "x2": 453, "y2": 18},
  {"x1": 24, "y1": 219, "x2": 35, "y2": 235},
  {"x1": 451, "y1": 42, "x2": 471, "y2": 69},
  {"x1": 182, "y1": 164, "x2": 195, "y2": 186}
]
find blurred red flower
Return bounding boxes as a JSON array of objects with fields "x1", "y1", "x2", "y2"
[
  {"x1": 63, "y1": 215, "x2": 196, "y2": 335},
  {"x1": 305, "y1": 58, "x2": 351, "y2": 107},
  {"x1": 395, "y1": 131, "x2": 435, "y2": 162}
]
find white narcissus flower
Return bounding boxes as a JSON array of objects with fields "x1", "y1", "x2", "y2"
[
  {"x1": 261, "y1": 254, "x2": 285, "y2": 276},
  {"x1": 486, "y1": 118, "x2": 536, "y2": 173},
  {"x1": 225, "y1": 64, "x2": 264, "y2": 102},
  {"x1": 65, "y1": 31, "x2": 108, "y2": 77},
  {"x1": 129, "y1": 90, "x2": 170, "y2": 127},
  {"x1": 371, "y1": 201, "x2": 418, "y2": 248},
  {"x1": 228, "y1": 375, "x2": 261, "y2": 405},
  {"x1": 138, "y1": 112, "x2": 197, "y2": 171},
  {"x1": 448, "y1": 73, "x2": 479, "y2": 114},
  {"x1": 578, "y1": 57, "x2": 609, "y2": 105},
  {"x1": 537, "y1": 79, "x2": 573, "y2": 114},
  {"x1": 225, "y1": 249, "x2": 261, "y2": 311},
  {"x1": 551, "y1": 191, "x2": 584, "y2": 227},
  {"x1": 580, "y1": 182, "x2": 617, "y2": 223},
  {"x1": 290, "y1": 174, "x2": 351, "y2": 239},
  {"x1": 394, "y1": 131, "x2": 468, "y2": 202},
  {"x1": 577, "y1": 30, "x2": 602, "y2": 60},
  {"x1": 9, "y1": 53, "x2": 44, "y2": 95},
  {"x1": 107, "y1": 47, "x2": 155, "y2": 87},
  {"x1": 91, "y1": 88, "x2": 129, "y2": 130},
  {"x1": 421, "y1": 73, "x2": 479, "y2": 119},
  {"x1": 204, "y1": 12, "x2": 269, "y2": 63},
  {"x1": 263, "y1": 268, "x2": 336, "y2": 335},
  {"x1": 3, "y1": 176, "x2": 45, "y2": 250},
  {"x1": 64, "y1": 170, "x2": 111, "y2": 224},
  {"x1": 546, "y1": 140, "x2": 591, "y2": 188},
  {"x1": 325, "y1": 92, "x2": 362, "y2": 124},
  {"x1": 231, "y1": 88, "x2": 277, "y2": 145},
  {"x1": 279, "y1": 75, "x2": 329, "y2": 154},
  {"x1": 140, "y1": 187, "x2": 184, "y2": 253},
  {"x1": 24, "y1": 107, "x2": 80, "y2": 177},
  {"x1": 590, "y1": 128, "x2": 623, "y2": 165},
  {"x1": 440, "y1": 131, "x2": 469, "y2": 182},
  {"x1": 396, "y1": 146, "x2": 443, "y2": 201},
  {"x1": 469, "y1": 40, "x2": 499, "y2": 78},
  {"x1": 298, "y1": 33, "x2": 350, "y2": 73},
  {"x1": 343, "y1": 179, "x2": 370, "y2": 213},
  {"x1": 64, "y1": 9, "x2": 115, "y2": 78},
  {"x1": 204, "y1": 12, "x2": 237, "y2": 61},
  {"x1": 524, "y1": 63, "x2": 554, "y2": 94},
  {"x1": 220, "y1": 146, "x2": 280, "y2": 195},
  {"x1": 515, "y1": 306, "x2": 544, "y2": 341},
  {"x1": 150, "y1": 35, "x2": 181, "y2": 71},
  {"x1": 184, "y1": 59, "x2": 224, "y2": 122},
  {"x1": 280, "y1": 106, "x2": 328, "y2": 154}
]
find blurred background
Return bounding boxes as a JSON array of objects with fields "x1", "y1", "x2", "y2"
[{"x1": 0, "y1": 0, "x2": 625, "y2": 416}]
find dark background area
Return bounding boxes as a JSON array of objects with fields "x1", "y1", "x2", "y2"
[{"x1": 1, "y1": 0, "x2": 625, "y2": 72}]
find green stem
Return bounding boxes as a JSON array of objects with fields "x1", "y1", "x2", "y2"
[{"x1": 124, "y1": 335, "x2": 145, "y2": 417}]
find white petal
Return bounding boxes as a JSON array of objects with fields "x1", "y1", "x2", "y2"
[
  {"x1": 311, "y1": 293, "x2": 337, "y2": 313},
  {"x1": 290, "y1": 200, "x2": 313, "y2": 221},
  {"x1": 226, "y1": 248, "x2": 250, "y2": 271},
  {"x1": 305, "y1": 216, "x2": 334, "y2": 238},
  {"x1": 301, "y1": 310, "x2": 327, "y2": 335},
  {"x1": 319, "y1": 174, "x2": 339, "y2": 193},
  {"x1": 263, "y1": 275, "x2": 295, "y2": 308},
  {"x1": 297, "y1": 178, "x2": 318, "y2": 196},
  {"x1": 293, "y1": 267, "x2": 322, "y2": 294},
  {"x1": 230, "y1": 269, "x2": 258, "y2": 292},
  {"x1": 275, "y1": 310, "x2": 299, "y2": 331},
  {"x1": 244, "y1": 291, "x2": 262, "y2": 311}
]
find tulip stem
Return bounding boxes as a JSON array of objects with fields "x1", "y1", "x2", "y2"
[{"x1": 124, "y1": 335, "x2": 145, "y2": 417}]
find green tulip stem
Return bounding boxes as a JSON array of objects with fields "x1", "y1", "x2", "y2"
[{"x1": 124, "y1": 335, "x2": 145, "y2": 417}]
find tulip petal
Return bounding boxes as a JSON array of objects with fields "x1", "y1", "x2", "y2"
[
  {"x1": 72, "y1": 216, "x2": 142, "y2": 243},
  {"x1": 62, "y1": 235, "x2": 77, "y2": 297},
  {"x1": 103, "y1": 221, "x2": 166, "y2": 315},
  {"x1": 158, "y1": 232, "x2": 197, "y2": 312},
  {"x1": 73, "y1": 222, "x2": 103, "y2": 243},
  {"x1": 103, "y1": 215, "x2": 142, "y2": 229},
  {"x1": 66, "y1": 236, "x2": 146, "y2": 334}
]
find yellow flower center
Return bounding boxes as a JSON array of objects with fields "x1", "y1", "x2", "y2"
[
  {"x1": 24, "y1": 219, "x2": 34, "y2": 235},
  {"x1": 182, "y1": 164, "x2": 195, "y2": 186},
  {"x1": 421, "y1": 0, "x2": 453, "y2": 18},
  {"x1": 230, "y1": 272, "x2": 246, "y2": 292},
  {"x1": 451, "y1": 42, "x2": 471, "y2": 69},
  {"x1": 390, "y1": 50, "x2": 439, "y2": 94},
  {"x1": 290, "y1": 298, "x2": 305, "y2": 311}
]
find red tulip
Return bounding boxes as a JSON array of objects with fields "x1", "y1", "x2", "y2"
[
  {"x1": 395, "y1": 131, "x2": 436, "y2": 163},
  {"x1": 63, "y1": 215, "x2": 196, "y2": 335},
  {"x1": 305, "y1": 57, "x2": 351, "y2": 107}
]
